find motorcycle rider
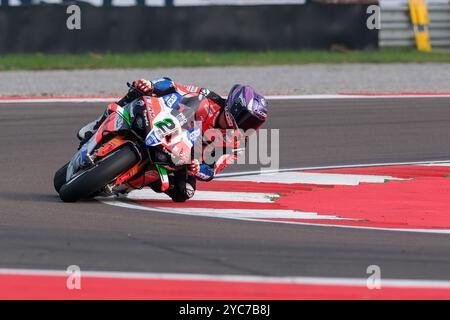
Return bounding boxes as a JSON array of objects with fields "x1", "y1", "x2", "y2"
[{"x1": 77, "y1": 77, "x2": 268, "y2": 202}]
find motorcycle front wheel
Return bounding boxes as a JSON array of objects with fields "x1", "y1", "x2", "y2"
[
  {"x1": 53, "y1": 162, "x2": 69, "y2": 193},
  {"x1": 58, "y1": 145, "x2": 139, "y2": 203}
]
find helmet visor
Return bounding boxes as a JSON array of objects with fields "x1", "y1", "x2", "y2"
[{"x1": 232, "y1": 107, "x2": 265, "y2": 131}]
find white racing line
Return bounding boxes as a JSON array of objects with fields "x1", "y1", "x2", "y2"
[
  {"x1": 99, "y1": 160, "x2": 450, "y2": 235},
  {"x1": 107, "y1": 201, "x2": 347, "y2": 221},
  {"x1": 220, "y1": 171, "x2": 404, "y2": 185},
  {"x1": 1, "y1": 267, "x2": 450, "y2": 289},
  {"x1": 126, "y1": 189, "x2": 279, "y2": 202},
  {"x1": 218, "y1": 159, "x2": 450, "y2": 177}
]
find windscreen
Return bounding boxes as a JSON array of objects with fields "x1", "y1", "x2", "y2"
[{"x1": 170, "y1": 95, "x2": 208, "y2": 131}]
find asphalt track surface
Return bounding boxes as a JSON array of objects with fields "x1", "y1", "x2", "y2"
[{"x1": 1, "y1": 97, "x2": 450, "y2": 280}]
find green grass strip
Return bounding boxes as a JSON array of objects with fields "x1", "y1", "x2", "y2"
[{"x1": 0, "y1": 48, "x2": 449, "y2": 70}]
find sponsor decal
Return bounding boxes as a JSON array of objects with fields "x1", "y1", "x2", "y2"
[
  {"x1": 143, "y1": 113, "x2": 150, "y2": 127},
  {"x1": 145, "y1": 97, "x2": 155, "y2": 118},
  {"x1": 163, "y1": 93, "x2": 181, "y2": 109},
  {"x1": 200, "y1": 88, "x2": 211, "y2": 97},
  {"x1": 154, "y1": 118, "x2": 176, "y2": 134},
  {"x1": 176, "y1": 113, "x2": 188, "y2": 126},
  {"x1": 188, "y1": 126, "x2": 202, "y2": 143},
  {"x1": 145, "y1": 131, "x2": 160, "y2": 146}
]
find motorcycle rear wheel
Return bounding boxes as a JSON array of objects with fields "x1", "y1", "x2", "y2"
[{"x1": 58, "y1": 145, "x2": 138, "y2": 203}]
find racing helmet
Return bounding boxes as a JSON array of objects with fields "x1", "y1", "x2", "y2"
[{"x1": 226, "y1": 85, "x2": 268, "y2": 131}]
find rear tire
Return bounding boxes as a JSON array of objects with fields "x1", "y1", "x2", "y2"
[{"x1": 58, "y1": 145, "x2": 138, "y2": 203}]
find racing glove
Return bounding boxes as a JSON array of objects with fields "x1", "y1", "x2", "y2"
[
  {"x1": 188, "y1": 159, "x2": 200, "y2": 175},
  {"x1": 117, "y1": 79, "x2": 153, "y2": 106},
  {"x1": 195, "y1": 163, "x2": 215, "y2": 182},
  {"x1": 133, "y1": 79, "x2": 153, "y2": 94}
]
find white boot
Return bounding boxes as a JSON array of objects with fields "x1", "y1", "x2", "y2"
[{"x1": 77, "y1": 120, "x2": 97, "y2": 141}]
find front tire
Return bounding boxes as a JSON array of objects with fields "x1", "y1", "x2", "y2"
[
  {"x1": 54, "y1": 162, "x2": 69, "y2": 193},
  {"x1": 58, "y1": 145, "x2": 138, "y2": 203}
]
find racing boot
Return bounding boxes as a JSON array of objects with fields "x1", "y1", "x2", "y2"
[
  {"x1": 77, "y1": 113, "x2": 107, "y2": 149},
  {"x1": 163, "y1": 168, "x2": 196, "y2": 203},
  {"x1": 77, "y1": 119, "x2": 97, "y2": 141}
]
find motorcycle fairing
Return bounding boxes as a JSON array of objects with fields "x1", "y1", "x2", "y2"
[
  {"x1": 96, "y1": 136, "x2": 136, "y2": 158},
  {"x1": 63, "y1": 92, "x2": 210, "y2": 192},
  {"x1": 162, "y1": 93, "x2": 182, "y2": 110},
  {"x1": 66, "y1": 108, "x2": 132, "y2": 182},
  {"x1": 94, "y1": 111, "x2": 130, "y2": 144},
  {"x1": 144, "y1": 94, "x2": 202, "y2": 166}
]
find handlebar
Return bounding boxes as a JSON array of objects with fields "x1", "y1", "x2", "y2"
[
  {"x1": 116, "y1": 82, "x2": 148, "y2": 107},
  {"x1": 127, "y1": 81, "x2": 147, "y2": 96}
]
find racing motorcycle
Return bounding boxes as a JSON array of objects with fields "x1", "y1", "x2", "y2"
[{"x1": 54, "y1": 84, "x2": 204, "y2": 203}]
